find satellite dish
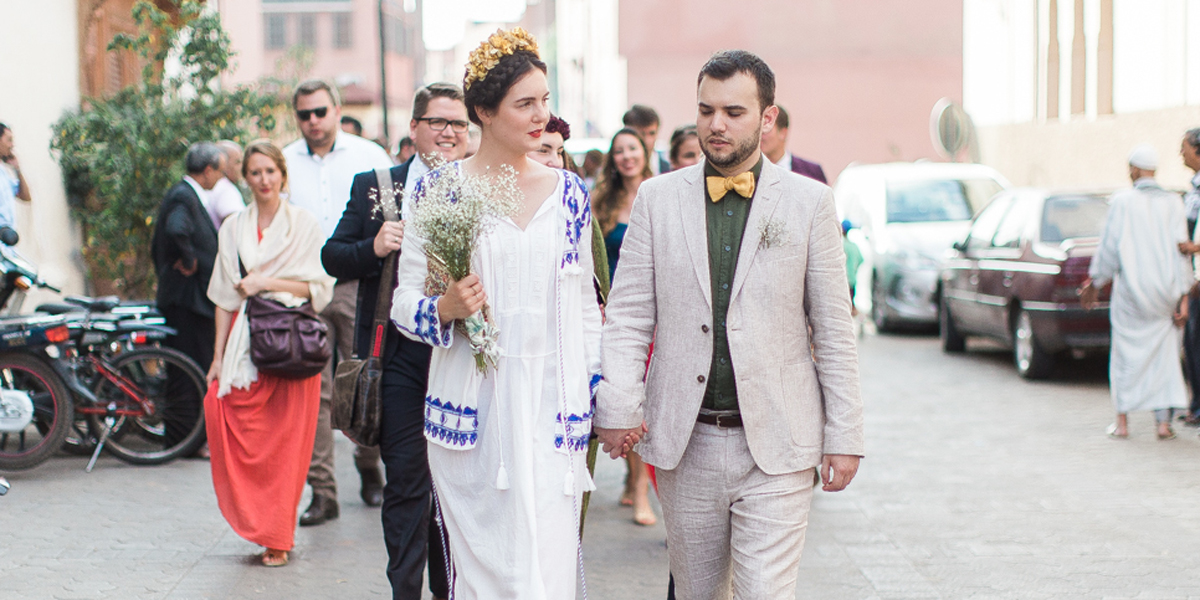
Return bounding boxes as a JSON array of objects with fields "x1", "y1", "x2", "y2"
[{"x1": 930, "y1": 98, "x2": 978, "y2": 162}]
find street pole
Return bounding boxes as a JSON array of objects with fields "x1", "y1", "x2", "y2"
[{"x1": 378, "y1": 0, "x2": 390, "y2": 146}]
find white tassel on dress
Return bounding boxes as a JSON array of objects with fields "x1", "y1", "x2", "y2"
[
  {"x1": 495, "y1": 462, "x2": 510, "y2": 490},
  {"x1": 562, "y1": 470, "x2": 575, "y2": 496}
]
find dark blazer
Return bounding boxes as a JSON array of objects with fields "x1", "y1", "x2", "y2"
[
  {"x1": 152, "y1": 179, "x2": 219, "y2": 317},
  {"x1": 790, "y1": 155, "x2": 828, "y2": 185},
  {"x1": 322, "y1": 158, "x2": 431, "y2": 381}
]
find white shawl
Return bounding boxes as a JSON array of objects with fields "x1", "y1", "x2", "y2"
[{"x1": 207, "y1": 201, "x2": 335, "y2": 397}]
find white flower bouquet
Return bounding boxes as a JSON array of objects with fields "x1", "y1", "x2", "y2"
[{"x1": 410, "y1": 157, "x2": 522, "y2": 372}]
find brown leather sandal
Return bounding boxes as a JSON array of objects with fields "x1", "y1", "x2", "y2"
[{"x1": 261, "y1": 548, "x2": 289, "y2": 567}]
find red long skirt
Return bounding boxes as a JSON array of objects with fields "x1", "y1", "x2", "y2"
[{"x1": 204, "y1": 372, "x2": 320, "y2": 551}]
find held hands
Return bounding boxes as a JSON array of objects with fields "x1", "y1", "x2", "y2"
[
  {"x1": 820, "y1": 454, "x2": 860, "y2": 492},
  {"x1": 373, "y1": 221, "x2": 405, "y2": 258},
  {"x1": 236, "y1": 272, "x2": 269, "y2": 298},
  {"x1": 436, "y1": 274, "x2": 487, "y2": 323},
  {"x1": 596, "y1": 423, "x2": 648, "y2": 459},
  {"x1": 1180, "y1": 241, "x2": 1200, "y2": 256}
]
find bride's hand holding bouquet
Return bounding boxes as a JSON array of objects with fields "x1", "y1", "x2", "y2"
[{"x1": 437, "y1": 273, "x2": 488, "y2": 323}]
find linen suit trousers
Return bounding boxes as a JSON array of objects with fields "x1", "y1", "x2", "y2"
[
  {"x1": 309, "y1": 281, "x2": 382, "y2": 501},
  {"x1": 656, "y1": 423, "x2": 815, "y2": 600}
]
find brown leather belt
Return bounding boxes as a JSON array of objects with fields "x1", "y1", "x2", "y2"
[{"x1": 696, "y1": 413, "x2": 743, "y2": 428}]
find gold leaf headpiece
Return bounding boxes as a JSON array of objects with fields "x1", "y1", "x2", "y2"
[{"x1": 464, "y1": 27, "x2": 540, "y2": 91}]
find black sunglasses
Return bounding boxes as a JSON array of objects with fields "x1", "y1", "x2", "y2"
[
  {"x1": 296, "y1": 107, "x2": 329, "y2": 121},
  {"x1": 416, "y1": 117, "x2": 470, "y2": 133}
]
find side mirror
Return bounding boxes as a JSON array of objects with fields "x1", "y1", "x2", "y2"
[{"x1": 0, "y1": 227, "x2": 17, "y2": 246}]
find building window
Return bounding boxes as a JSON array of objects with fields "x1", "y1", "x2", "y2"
[
  {"x1": 333, "y1": 13, "x2": 352, "y2": 49},
  {"x1": 265, "y1": 14, "x2": 287, "y2": 50},
  {"x1": 298, "y1": 14, "x2": 317, "y2": 48}
]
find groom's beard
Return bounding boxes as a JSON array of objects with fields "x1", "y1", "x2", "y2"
[{"x1": 701, "y1": 131, "x2": 761, "y2": 170}]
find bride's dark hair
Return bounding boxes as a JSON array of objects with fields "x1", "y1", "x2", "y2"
[{"x1": 463, "y1": 50, "x2": 547, "y2": 126}]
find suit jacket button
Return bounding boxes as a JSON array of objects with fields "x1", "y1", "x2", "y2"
[
  {"x1": 701, "y1": 325, "x2": 710, "y2": 333},
  {"x1": 697, "y1": 375, "x2": 706, "y2": 383}
]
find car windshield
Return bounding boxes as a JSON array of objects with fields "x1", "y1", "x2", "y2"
[
  {"x1": 1041, "y1": 196, "x2": 1108, "y2": 243},
  {"x1": 885, "y1": 178, "x2": 1003, "y2": 223}
]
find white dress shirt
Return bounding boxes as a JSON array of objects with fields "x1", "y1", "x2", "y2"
[
  {"x1": 283, "y1": 131, "x2": 393, "y2": 239},
  {"x1": 206, "y1": 177, "x2": 246, "y2": 231},
  {"x1": 775, "y1": 150, "x2": 793, "y2": 170},
  {"x1": 1185, "y1": 171, "x2": 1200, "y2": 222}
]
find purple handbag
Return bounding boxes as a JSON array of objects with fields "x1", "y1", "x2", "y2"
[{"x1": 239, "y1": 257, "x2": 331, "y2": 380}]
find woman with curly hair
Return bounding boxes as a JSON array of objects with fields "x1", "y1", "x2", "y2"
[
  {"x1": 391, "y1": 29, "x2": 603, "y2": 598},
  {"x1": 593, "y1": 128, "x2": 652, "y2": 282}
]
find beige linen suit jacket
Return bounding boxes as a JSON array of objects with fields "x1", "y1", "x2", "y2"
[{"x1": 595, "y1": 159, "x2": 864, "y2": 475}]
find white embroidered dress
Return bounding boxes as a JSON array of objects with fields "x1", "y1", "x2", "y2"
[{"x1": 392, "y1": 166, "x2": 601, "y2": 599}]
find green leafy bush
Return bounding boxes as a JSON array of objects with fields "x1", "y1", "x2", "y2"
[{"x1": 51, "y1": 0, "x2": 279, "y2": 298}]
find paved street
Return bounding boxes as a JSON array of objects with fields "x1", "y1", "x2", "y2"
[{"x1": 4, "y1": 331, "x2": 1200, "y2": 598}]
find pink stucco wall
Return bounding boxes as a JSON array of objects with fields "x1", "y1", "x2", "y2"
[
  {"x1": 620, "y1": 0, "x2": 963, "y2": 183},
  {"x1": 219, "y1": 0, "x2": 417, "y2": 142}
]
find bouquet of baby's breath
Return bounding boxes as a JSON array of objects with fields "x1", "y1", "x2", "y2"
[{"x1": 410, "y1": 155, "x2": 523, "y2": 372}]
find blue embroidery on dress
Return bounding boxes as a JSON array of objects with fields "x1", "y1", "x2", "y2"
[
  {"x1": 560, "y1": 173, "x2": 591, "y2": 268},
  {"x1": 554, "y1": 408, "x2": 593, "y2": 452},
  {"x1": 425, "y1": 396, "x2": 479, "y2": 447},
  {"x1": 405, "y1": 296, "x2": 451, "y2": 347},
  {"x1": 589, "y1": 373, "x2": 602, "y2": 399}
]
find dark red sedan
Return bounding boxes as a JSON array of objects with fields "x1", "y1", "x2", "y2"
[{"x1": 938, "y1": 189, "x2": 1111, "y2": 378}]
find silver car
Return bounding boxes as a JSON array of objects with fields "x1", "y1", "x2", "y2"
[{"x1": 835, "y1": 162, "x2": 1009, "y2": 330}]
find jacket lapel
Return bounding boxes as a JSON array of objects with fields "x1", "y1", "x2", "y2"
[
  {"x1": 182, "y1": 182, "x2": 218, "y2": 238},
  {"x1": 679, "y1": 166, "x2": 712, "y2": 309},
  {"x1": 730, "y1": 161, "x2": 783, "y2": 302}
]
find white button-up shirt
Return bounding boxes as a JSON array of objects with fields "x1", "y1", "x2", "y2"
[{"x1": 283, "y1": 131, "x2": 394, "y2": 239}]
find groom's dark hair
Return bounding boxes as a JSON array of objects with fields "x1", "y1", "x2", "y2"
[{"x1": 697, "y1": 50, "x2": 775, "y2": 113}]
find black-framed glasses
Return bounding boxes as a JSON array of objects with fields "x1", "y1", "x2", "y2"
[
  {"x1": 296, "y1": 107, "x2": 329, "y2": 121},
  {"x1": 416, "y1": 117, "x2": 470, "y2": 133}
]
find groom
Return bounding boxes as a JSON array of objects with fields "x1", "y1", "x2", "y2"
[{"x1": 595, "y1": 50, "x2": 864, "y2": 599}]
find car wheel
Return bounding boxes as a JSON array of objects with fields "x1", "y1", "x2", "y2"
[
  {"x1": 940, "y1": 294, "x2": 966, "y2": 353},
  {"x1": 871, "y1": 274, "x2": 894, "y2": 333},
  {"x1": 1013, "y1": 308, "x2": 1053, "y2": 379}
]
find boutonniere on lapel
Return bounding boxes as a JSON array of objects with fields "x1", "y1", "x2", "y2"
[{"x1": 757, "y1": 217, "x2": 788, "y2": 250}]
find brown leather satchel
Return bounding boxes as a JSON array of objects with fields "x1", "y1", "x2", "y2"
[
  {"x1": 239, "y1": 257, "x2": 331, "y2": 380},
  {"x1": 331, "y1": 167, "x2": 397, "y2": 446}
]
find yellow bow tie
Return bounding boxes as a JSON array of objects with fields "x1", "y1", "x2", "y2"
[{"x1": 706, "y1": 172, "x2": 756, "y2": 202}]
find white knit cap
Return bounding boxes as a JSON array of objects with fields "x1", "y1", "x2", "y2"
[{"x1": 1128, "y1": 144, "x2": 1158, "y2": 170}]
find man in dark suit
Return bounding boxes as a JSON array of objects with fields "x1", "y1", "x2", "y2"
[
  {"x1": 151, "y1": 142, "x2": 226, "y2": 447},
  {"x1": 321, "y1": 82, "x2": 466, "y2": 600},
  {"x1": 761, "y1": 105, "x2": 828, "y2": 184}
]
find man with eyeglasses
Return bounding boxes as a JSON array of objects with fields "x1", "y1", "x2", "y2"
[
  {"x1": 282, "y1": 79, "x2": 394, "y2": 528},
  {"x1": 320, "y1": 82, "x2": 468, "y2": 600}
]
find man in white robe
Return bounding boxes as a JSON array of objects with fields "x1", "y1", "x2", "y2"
[{"x1": 1082, "y1": 144, "x2": 1192, "y2": 440}]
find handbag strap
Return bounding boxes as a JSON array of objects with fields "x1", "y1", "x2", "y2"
[{"x1": 369, "y1": 167, "x2": 400, "y2": 358}]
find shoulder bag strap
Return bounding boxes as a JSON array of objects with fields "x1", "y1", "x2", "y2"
[{"x1": 369, "y1": 167, "x2": 399, "y2": 358}]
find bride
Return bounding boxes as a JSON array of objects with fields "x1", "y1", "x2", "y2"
[{"x1": 391, "y1": 28, "x2": 602, "y2": 599}]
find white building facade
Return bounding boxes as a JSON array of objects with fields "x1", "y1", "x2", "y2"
[{"x1": 964, "y1": 0, "x2": 1200, "y2": 190}]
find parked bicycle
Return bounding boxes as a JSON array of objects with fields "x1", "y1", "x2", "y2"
[{"x1": 0, "y1": 228, "x2": 207, "y2": 471}]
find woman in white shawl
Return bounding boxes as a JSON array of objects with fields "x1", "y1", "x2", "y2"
[
  {"x1": 392, "y1": 29, "x2": 602, "y2": 598},
  {"x1": 203, "y1": 140, "x2": 334, "y2": 568}
]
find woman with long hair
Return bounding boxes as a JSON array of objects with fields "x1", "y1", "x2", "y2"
[
  {"x1": 592, "y1": 128, "x2": 652, "y2": 282},
  {"x1": 204, "y1": 140, "x2": 335, "y2": 567},
  {"x1": 391, "y1": 29, "x2": 602, "y2": 598}
]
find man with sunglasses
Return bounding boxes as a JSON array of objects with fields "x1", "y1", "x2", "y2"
[
  {"x1": 282, "y1": 79, "x2": 394, "y2": 527},
  {"x1": 320, "y1": 82, "x2": 468, "y2": 600}
]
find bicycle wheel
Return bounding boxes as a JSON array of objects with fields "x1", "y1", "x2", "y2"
[
  {"x1": 0, "y1": 353, "x2": 73, "y2": 471},
  {"x1": 87, "y1": 346, "x2": 207, "y2": 465}
]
